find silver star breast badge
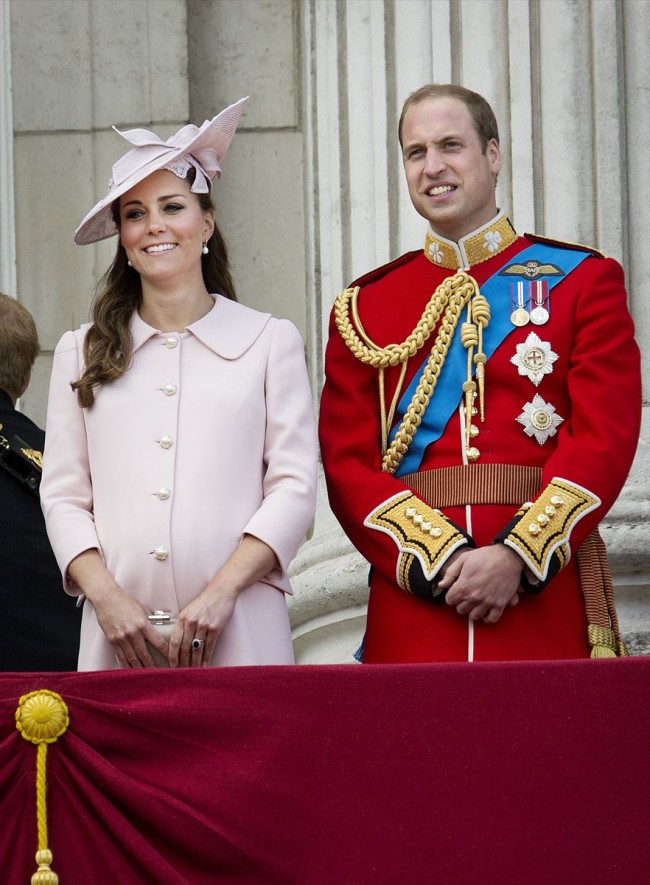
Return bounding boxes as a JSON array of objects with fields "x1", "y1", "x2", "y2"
[
  {"x1": 511, "y1": 332, "x2": 558, "y2": 386},
  {"x1": 516, "y1": 394, "x2": 564, "y2": 445}
]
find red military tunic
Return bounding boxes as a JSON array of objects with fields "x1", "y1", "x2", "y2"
[{"x1": 319, "y1": 213, "x2": 641, "y2": 662}]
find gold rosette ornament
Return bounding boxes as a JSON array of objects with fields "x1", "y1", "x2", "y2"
[{"x1": 15, "y1": 690, "x2": 69, "y2": 885}]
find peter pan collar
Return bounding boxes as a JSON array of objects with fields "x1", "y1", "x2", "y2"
[
  {"x1": 424, "y1": 211, "x2": 518, "y2": 270},
  {"x1": 190, "y1": 295, "x2": 272, "y2": 359},
  {"x1": 130, "y1": 294, "x2": 272, "y2": 360}
]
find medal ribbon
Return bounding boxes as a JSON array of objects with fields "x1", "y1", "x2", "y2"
[{"x1": 390, "y1": 243, "x2": 591, "y2": 477}]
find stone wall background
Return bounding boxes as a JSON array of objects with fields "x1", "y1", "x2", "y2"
[{"x1": 2, "y1": 0, "x2": 648, "y2": 660}]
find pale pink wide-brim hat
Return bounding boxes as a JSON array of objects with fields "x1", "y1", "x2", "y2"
[{"x1": 74, "y1": 96, "x2": 248, "y2": 245}]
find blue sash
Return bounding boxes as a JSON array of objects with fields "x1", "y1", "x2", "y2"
[{"x1": 390, "y1": 243, "x2": 590, "y2": 477}]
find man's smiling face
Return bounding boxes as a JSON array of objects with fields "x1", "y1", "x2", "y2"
[{"x1": 401, "y1": 96, "x2": 501, "y2": 242}]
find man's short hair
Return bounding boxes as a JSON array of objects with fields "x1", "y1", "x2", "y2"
[
  {"x1": 0, "y1": 292, "x2": 40, "y2": 401},
  {"x1": 398, "y1": 84, "x2": 500, "y2": 153}
]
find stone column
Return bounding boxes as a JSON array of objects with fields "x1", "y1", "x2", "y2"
[
  {"x1": 186, "y1": 0, "x2": 308, "y2": 340},
  {"x1": 0, "y1": 0, "x2": 16, "y2": 297}
]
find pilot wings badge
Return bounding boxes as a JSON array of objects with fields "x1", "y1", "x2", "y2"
[{"x1": 501, "y1": 259, "x2": 564, "y2": 279}]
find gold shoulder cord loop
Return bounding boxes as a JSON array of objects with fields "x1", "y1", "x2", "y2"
[
  {"x1": 349, "y1": 290, "x2": 405, "y2": 456},
  {"x1": 335, "y1": 272, "x2": 487, "y2": 474}
]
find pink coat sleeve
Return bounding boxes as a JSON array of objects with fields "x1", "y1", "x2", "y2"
[
  {"x1": 40, "y1": 330, "x2": 101, "y2": 592},
  {"x1": 242, "y1": 318, "x2": 318, "y2": 580}
]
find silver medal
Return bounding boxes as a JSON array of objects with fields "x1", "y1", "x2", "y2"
[
  {"x1": 530, "y1": 305, "x2": 550, "y2": 325},
  {"x1": 530, "y1": 280, "x2": 550, "y2": 325}
]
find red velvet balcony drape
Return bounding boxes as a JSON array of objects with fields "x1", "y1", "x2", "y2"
[{"x1": 1, "y1": 659, "x2": 648, "y2": 884}]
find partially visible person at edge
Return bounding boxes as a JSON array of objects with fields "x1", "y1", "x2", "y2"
[
  {"x1": 41, "y1": 98, "x2": 317, "y2": 670},
  {"x1": 319, "y1": 84, "x2": 641, "y2": 663},
  {"x1": 0, "y1": 292, "x2": 81, "y2": 670}
]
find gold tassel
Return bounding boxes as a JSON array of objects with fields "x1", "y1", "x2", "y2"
[
  {"x1": 462, "y1": 379, "x2": 476, "y2": 450},
  {"x1": 587, "y1": 624, "x2": 617, "y2": 658},
  {"x1": 471, "y1": 293, "x2": 490, "y2": 422},
  {"x1": 460, "y1": 314, "x2": 479, "y2": 457},
  {"x1": 15, "y1": 690, "x2": 69, "y2": 884},
  {"x1": 474, "y1": 354, "x2": 486, "y2": 422}
]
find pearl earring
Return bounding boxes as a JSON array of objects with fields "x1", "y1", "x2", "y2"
[
  {"x1": 201, "y1": 243, "x2": 209, "y2": 255},
  {"x1": 127, "y1": 259, "x2": 132, "y2": 267}
]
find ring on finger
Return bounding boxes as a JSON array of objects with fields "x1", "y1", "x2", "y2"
[{"x1": 191, "y1": 638, "x2": 206, "y2": 651}]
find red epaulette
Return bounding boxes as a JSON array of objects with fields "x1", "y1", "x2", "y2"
[
  {"x1": 349, "y1": 249, "x2": 422, "y2": 289},
  {"x1": 524, "y1": 232, "x2": 607, "y2": 259}
]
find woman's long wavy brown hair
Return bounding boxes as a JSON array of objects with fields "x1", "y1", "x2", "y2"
[{"x1": 71, "y1": 172, "x2": 236, "y2": 407}]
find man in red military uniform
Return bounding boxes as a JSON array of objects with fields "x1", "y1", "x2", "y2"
[{"x1": 319, "y1": 85, "x2": 641, "y2": 663}]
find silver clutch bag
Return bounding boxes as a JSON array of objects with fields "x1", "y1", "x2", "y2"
[{"x1": 147, "y1": 610, "x2": 175, "y2": 667}]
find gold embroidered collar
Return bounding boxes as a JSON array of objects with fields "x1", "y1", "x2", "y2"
[{"x1": 424, "y1": 212, "x2": 517, "y2": 270}]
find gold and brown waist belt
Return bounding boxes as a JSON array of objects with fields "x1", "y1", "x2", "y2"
[{"x1": 400, "y1": 463, "x2": 543, "y2": 509}]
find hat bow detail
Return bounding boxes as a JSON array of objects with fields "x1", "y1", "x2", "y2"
[{"x1": 109, "y1": 120, "x2": 220, "y2": 194}]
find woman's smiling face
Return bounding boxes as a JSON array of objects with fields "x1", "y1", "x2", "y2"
[{"x1": 118, "y1": 169, "x2": 214, "y2": 286}]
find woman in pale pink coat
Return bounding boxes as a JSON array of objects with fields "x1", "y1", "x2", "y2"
[{"x1": 41, "y1": 99, "x2": 317, "y2": 671}]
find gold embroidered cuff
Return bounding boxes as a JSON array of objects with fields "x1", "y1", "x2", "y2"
[
  {"x1": 364, "y1": 491, "x2": 470, "y2": 587},
  {"x1": 501, "y1": 478, "x2": 600, "y2": 581}
]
